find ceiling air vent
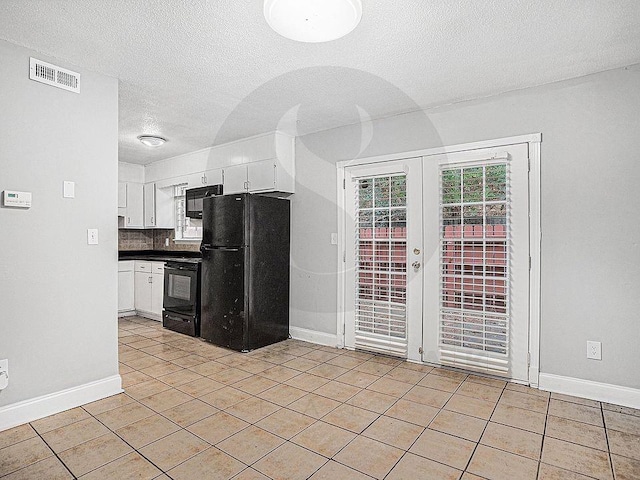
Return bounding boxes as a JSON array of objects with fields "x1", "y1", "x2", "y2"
[{"x1": 29, "y1": 57, "x2": 80, "y2": 94}]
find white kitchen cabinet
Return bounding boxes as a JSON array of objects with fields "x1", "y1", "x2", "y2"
[
  {"x1": 151, "y1": 263, "x2": 164, "y2": 317},
  {"x1": 118, "y1": 261, "x2": 135, "y2": 315},
  {"x1": 143, "y1": 183, "x2": 156, "y2": 227},
  {"x1": 248, "y1": 159, "x2": 277, "y2": 192},
  {"x1": 134, "y1": 261, "x2": 164, "y2": 320},
  {"x1": 203, "y1": 168, "x2": 223, "y2": 186},
  {"x1": 222, "y1": 158, "x2": 293, "y2": 194},
  {"x1": 222, "y1": 164, "x2": 249, "y2": 194},
  {"x1": 183, "y1": 168, "x2": 223, "y2": 188},
  {"x1": 122, "y1": 182, "x2": 144, "y2": 228},
  {"x1": 118, "y1": 182, "x2": 127, "y2": 215},
  {"x1": 144, "y1": 183, "x2": 174, "y2": 229}
]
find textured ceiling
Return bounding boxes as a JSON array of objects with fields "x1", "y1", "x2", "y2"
[{"x1": 1, "y1": 0, "x2": 639, "y2": 165}]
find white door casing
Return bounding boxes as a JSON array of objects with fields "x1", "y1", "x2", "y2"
[{"x1": 336, "y1": 134, "x2": 541, "y2": 385}]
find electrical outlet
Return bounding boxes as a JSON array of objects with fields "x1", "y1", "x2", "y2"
[
  {"x1": 0, "y1": 359, "x2": 8, "y2": 390},
  {"x1": 587, "y1": 341, "x2": 602, "y2": 360}
]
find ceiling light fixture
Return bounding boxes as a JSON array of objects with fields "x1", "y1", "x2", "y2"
[
  {"x1": 264, "y1": 0, "x2": 362, "y2": 43},
  {"x1": 137, "y1": 135, "x2": 166, "y2": 147}
]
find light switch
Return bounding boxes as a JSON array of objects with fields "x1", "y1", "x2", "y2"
[
  {"x1": 87, "y1": 228, "x2": 98, "y2": 245},
  {"x1": 63, "y1": 181, "x2": 75, "y2": 198}
]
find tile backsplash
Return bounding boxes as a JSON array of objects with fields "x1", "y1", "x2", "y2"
[
  {"x1": 118, "y1": 229, "x2": 153, "y2": 250},
  {"x1": 118, "y1": 229, "x2": 200, "y2": 252}
]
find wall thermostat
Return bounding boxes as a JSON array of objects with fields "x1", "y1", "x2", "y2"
[{"x1": 3, "y1": 190, "x2": 32, "y2": 208}]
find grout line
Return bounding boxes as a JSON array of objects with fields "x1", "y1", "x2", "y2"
[
  {"x1": 115, "y1": 317, "x2": 626, "y2": 480},
  {"x1": 5, "y1": 431, "x2": 79, "y2": 480},
  {"x1": 536, "y1": 385, "x2": 552, "y2": 479},
  {"x1": 601, "y1": 402, "x2": 617, "y2": 480},
  {"x1": 458, "y1": 377, "x2": 506, "y2": 476}
]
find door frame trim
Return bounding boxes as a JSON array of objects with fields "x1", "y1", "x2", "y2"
[{"x1": 336, "y1": 133, "x2": 542, "y2": 386}]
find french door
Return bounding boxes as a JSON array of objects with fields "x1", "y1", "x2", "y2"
[
  {"x1": 341, "y1": 141, "x2": 532, "y2": 382},
  {"x1": 343, "y1": 158, "x2": 423, "y2": 362},
  {"x1": 421, "y1": 144, "x2": 530, "y2": 381}
]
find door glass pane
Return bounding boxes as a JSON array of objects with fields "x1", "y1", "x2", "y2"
[
  {"x1": 355, "y1": 174, "x2": 407, "y2": 341},
  {"x1": 440, "y1": 163, "x2": 509, "y2": 359}
]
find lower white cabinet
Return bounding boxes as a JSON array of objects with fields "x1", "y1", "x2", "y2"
[
  {"x1": 151, "y1": 263, "x2": 165, "y2": 317},
  {"x1": 133, "y1": 261, "x2": 165, "y2": 320},
  {"x1": 118, "y1": 261, "x2": 135, "y2": 314}
]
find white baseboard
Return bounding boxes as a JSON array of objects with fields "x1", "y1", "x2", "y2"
[
  {"x1": 0, "y1": 375, "x2": 123, "y2": 432},
  {"x1": 539, "y1": 373, "x2": 640, "y2": 410},
  {"x1": 289, "y1": 326, "x2": 339, "y2": 348},
  {"x1": 118, "y1": 310, "x2": 136, "y2": 318}
]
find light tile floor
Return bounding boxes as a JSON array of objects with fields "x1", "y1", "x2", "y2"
[{"x1": 2, "y1": 316, "x2": 639, "y2": 479}]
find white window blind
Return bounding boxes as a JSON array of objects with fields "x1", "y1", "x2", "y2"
[
  {"x1": 439, "y1": 162, "x2": 511, "y2": 375},
  {"x1": 354, "y1": 174, "x2": 408, "y2": 357},
  {"x1": 174, "y1": 185, "x2": 202, "y2": 241}
]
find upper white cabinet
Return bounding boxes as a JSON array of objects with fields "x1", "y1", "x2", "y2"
[
  {"x1": 203, "y1": 168, "x2": 223, "y2": 186},
  {"x1": 122, "y1": 182, "x2": 144, "y2": 229},
  {"x1": 118, "y1": 182, "x2": 127, "y2": 214},
  {"x1": 142, "y1": 131, "x2": 295, "y2": 198},
  {"x1": 143, "y1": 183, "x2": 156, "y2": 227},
  {"x1": 223, "y1": 164, "x2": 250, "y2": 195},
  {"x1": 223, "y1": 158, "x2": 294, "y2": 195},
  {"x1": 144, "y1": 183, "x2": 174, "y2": 229}
]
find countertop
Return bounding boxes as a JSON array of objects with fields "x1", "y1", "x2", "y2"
[{"x1": 118, "y1": 250, "x2": 202, "y2": 264}]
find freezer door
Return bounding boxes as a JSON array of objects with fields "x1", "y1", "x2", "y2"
[
  {"x1": 200, "y1": 247, "x2": 247, "y2": 350},
  {"x1": 202, "y1": 194, "x2": 246, "y2": 247}
]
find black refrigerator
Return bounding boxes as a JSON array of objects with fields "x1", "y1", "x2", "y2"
[{"x1": 199, "y1": 193, "x2": 290, "y2": 351}]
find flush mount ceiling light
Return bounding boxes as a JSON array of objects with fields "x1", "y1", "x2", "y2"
[
  {"x1": 264, "y1": 0, "x2": 362, "y2": 43},
  {"x1": 137, "y1": 135, "x2": 166, "y2": 147}
]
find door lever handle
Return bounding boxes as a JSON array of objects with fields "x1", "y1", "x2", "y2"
[{"x1": 411, "y1": 261, "x2": 421, "y2": 272}]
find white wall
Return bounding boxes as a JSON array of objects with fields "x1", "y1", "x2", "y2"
[
  {"x1": 291, "y1": 65, "x2": 640, "y2": 391},
  {"x1": 118, "y1": 162, "x2": 144, "y2": 183},
  {"x1": 0, "y1": 40, "x2": 120, "y2": 421}
]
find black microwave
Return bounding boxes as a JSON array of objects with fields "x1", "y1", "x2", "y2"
[{"x1": 186, "y1": 184, "x2": 223, "y2": 218}]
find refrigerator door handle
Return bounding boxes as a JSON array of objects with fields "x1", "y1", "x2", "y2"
[{"x1": 200, "y1": 245, "x2": 240, "y2": 252}]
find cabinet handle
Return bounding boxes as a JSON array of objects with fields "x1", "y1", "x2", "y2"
[
  {"x1": 151, "y1": 216, "x2": 154, "y2": 223},
  {"x1": 127, "y1": 217, "x2": 130, "y2": 224},
  {"x1": 148, "y1": 276, "x2": 152, "y2": 283}
]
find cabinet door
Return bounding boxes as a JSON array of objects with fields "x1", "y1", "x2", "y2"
[
  {"x1": 134, "y1": 271, "x2": 153, "y2": 313},
  {"x1": 247, "y1": 160, "x2": 276, "y2": 192},
  {"x1": 223, "y1": 164, "x2": 248, "y2": 194},
  {"x1": 126, "y1": 183, "x2": 144, "y2": 228},
  {"x1": 118, "y1": 183, "x2": 127, "y2": 208},
  {"x1": 155, "y1": 185, "x2": 174, "y2": 229},
  {"x1": 118, "y1": 270, "x2": 134, "y2": 312},
  {"x1": 203, "y1": 168, "x2": 223, "y2": 186},
  {"x1": 184, "y1": 172, "x2": 206, "y2": 188},
  {"x1": 143, "y1": 183, "x2": 156, "y2": 228},
  {"x1": 151, "y1": 272, "x2": 164, "y2": 317}
]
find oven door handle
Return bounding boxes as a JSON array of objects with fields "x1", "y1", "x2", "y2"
[{"x1": 165, "y1": 314, "x2": 191, "y2": 323}]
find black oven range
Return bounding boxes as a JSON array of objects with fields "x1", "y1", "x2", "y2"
[{"x1": 162, "y1": 258, "x2": 201, "y2": 337}]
